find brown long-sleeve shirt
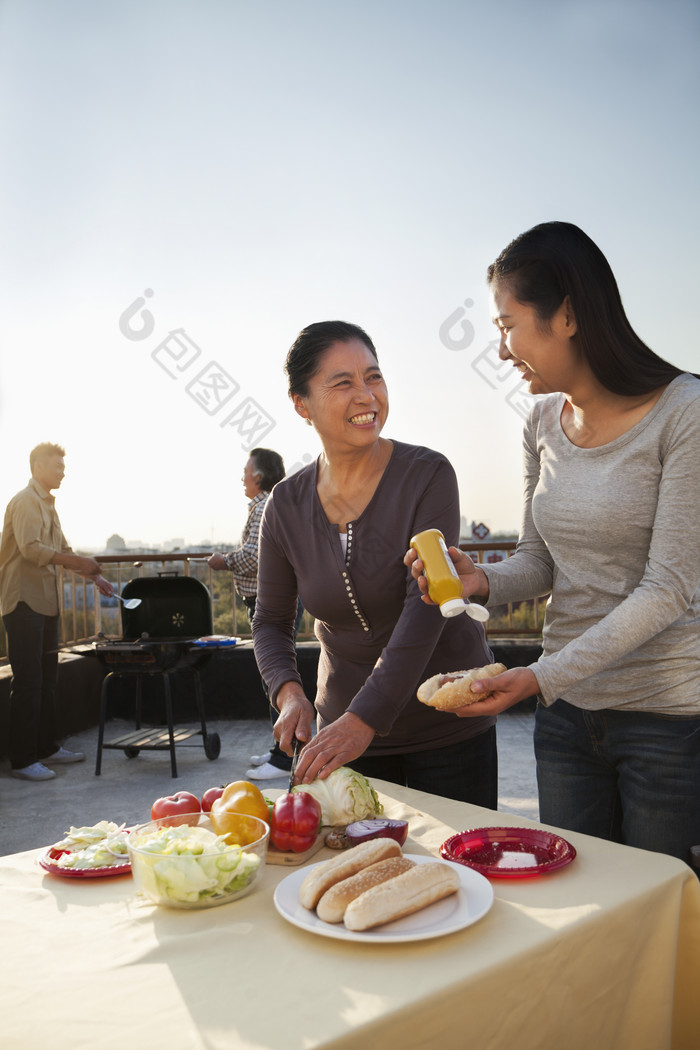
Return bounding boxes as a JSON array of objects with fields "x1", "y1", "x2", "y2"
[{"x1": 253, "y1": 441, "x2": 495, "y2": 756}]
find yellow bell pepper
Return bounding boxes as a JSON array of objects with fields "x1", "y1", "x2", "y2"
[{"x1": 210, "y1": 780, "x2": 270, "y2": 844}]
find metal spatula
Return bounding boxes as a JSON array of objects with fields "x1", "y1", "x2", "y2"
[{"x1": 113, "y1": 593, "x2": 142, "y2": 610}]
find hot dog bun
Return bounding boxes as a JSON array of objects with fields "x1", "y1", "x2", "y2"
[
  {"x1": 299, "y1": 838, "x2": 402, "y2": 910},
  {"x1": 343, "y1": 861, "x2": 461, "y2": 931},
  {"x1": 316, "y1": 855, "x2": 415, "y2": 924},
  {"x1": 417, "y1": 662, "x2": 507, "y2": 711}
]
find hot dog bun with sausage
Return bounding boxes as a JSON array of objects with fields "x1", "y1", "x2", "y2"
[
  {"x1": 299, "y1": 838, "x2": 402, "y2": 910},
  {"x1": 343, "y1": 861, "x2": 461, "y2": 931},
  {"x1": 417, "y1": 662, "x2": 507, "y2": 711},
  {"x1": 316, "y1": 855, "x2": 415, "y2": 924}
]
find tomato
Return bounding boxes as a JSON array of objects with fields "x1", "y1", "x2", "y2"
[
  {"x1": 201, "y1": 785, "x2": 226, "y2": 813},
  {"x1": 209, "y1": 780, "x2": 270, "y2": 838},
  {"x1": 150, "y1": 791, "x2": 201, "y2": 827}
]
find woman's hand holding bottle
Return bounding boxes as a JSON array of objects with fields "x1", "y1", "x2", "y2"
[{"x1": 404, "y1": 543, "x2": 490, "y2": 605}]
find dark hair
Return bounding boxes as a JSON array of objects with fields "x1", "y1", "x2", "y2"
[
  {"x1": 284, "y1": 320, "x2": 378, "y2": 396},
  {"x1": 30, "y1": 442, "x2": 65, "y2": 472},
  {"x1": 487, "y1": 221, "x2": 687, "y2": 395},
  {"x1": 249, "y1": 448, "x2": 285, "y2": 491}
]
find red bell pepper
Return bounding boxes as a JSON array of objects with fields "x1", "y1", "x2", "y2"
[{"x1": 270, "y1": 792, "x2": 322, "y2": 853}]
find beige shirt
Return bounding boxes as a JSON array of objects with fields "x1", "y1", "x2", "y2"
[{"x1": 0, "y1": 478, "x2": 72, "y2": 617}]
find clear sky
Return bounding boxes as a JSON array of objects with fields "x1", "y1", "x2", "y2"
[{"x1": 1, "y1": 0, "x2": 698, "y2": 550}]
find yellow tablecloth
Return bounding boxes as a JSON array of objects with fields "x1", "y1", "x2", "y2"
[{"x1": 2, "y1": 781, "x2": 699, "y2": 1050}]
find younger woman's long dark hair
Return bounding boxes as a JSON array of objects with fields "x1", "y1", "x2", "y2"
[{"x1": 487, "y1": 222, "x2": 690, "y2": 395}]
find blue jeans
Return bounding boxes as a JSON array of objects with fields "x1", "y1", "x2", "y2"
[
  {"x1": 535, "y1": 700, "x2": 700, "y2": 866},
  {"x1": 3, "y1": 602, "x2": 60, "y2": 769},
  {"x1": 350, "y1": 726, "x2": 498, "y2": 809}
]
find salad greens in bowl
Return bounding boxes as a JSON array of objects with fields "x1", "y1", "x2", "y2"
[{"x1": 127, "y1": 813, "x2": 268, "y2": 909}]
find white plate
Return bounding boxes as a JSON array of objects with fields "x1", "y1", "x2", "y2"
[{"x1": 273, "y1": 853, "x2": 494, "y2": 943}]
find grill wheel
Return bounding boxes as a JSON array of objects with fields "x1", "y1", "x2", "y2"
[{"x1": 204, "y1": 733, "x2": 221, "y2": 760}]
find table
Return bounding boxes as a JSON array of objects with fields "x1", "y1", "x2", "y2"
[{"x1": 2, "y1": 781, "x2": 699, "y2": 1050}]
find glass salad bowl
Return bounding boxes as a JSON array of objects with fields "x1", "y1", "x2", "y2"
[{"x1": 127, "y1": 813, "x2": 269, "y2": 909}]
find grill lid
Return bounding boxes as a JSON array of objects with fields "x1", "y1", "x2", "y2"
[{"x1": 120, "y1": 573, "x2": 213, "y2": 640}]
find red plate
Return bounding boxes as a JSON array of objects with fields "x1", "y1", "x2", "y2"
[
  {"x1": 440, "y1": 827, "x2": 576, "y2": 878},
  {"x1": 39, "y1": 847, "x2": 131, "y2": 879}
]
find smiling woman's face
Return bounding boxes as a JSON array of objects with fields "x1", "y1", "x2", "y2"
[
  {"x1": 490, "y1": 281, "x2": 579, "y2": 397},
  {"x1": 292, "y1": 338, "x2": 388, "y2": 452}
]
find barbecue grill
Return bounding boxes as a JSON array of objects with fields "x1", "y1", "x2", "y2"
[{"x1": 94, "y1": 572, "x2": 224, "y2": 777}]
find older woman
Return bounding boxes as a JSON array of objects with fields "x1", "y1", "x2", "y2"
[
  {"x1": 408, "y1": 222, "x2": 700, "y2": 863},
  {"x1": 252, "y1": 320, "x2": 497, "y2": 805}
]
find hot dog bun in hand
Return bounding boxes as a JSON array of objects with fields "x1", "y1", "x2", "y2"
[{"x1": 417, "y1": 662, "x2": 507, "y2": 711}]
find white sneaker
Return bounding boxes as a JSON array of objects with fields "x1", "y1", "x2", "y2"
[
  {"x1": 249, "y1": 752, "x2": 273, "y2": 767},
  {"x1": 11, "y1": 762, "x2": 57, "y2": 781},
  {"x1": 246, "y1": 761, "x2": 290, "y2": 780},
  {"x1": 43, "y1": 747, "x2": 85, "y2": 764}
]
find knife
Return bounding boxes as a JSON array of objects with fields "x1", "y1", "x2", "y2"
[{"x1": 288, "y1": 738, "x2": 300, "y2": 793}]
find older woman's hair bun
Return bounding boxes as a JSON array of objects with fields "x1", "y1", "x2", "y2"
[{"x1": 285, "y1": 321, "x2": 378, "y2": 397}]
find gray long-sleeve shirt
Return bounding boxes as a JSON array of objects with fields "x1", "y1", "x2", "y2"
[
  {"x1": 253, "y1": 441, "x2": 494, "y2": 755},
  {"x1": 483, "y1": 373, "x2": 700, "y2": 714}
]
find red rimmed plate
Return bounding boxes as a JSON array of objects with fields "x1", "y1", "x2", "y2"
[
  {"x1": 440, "y1": 827, "x2": 576, "y2": 878},
  {"x1": 38, "y1": 847, "x2": 131, "y2": 879}
]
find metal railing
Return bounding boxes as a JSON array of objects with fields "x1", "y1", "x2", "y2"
[
  {"x1": 461, "y1": 541, "x2": 546, "y2": 636},
  {"x1": 0, "y1": 542, "x2": 543, "y2": 662}
]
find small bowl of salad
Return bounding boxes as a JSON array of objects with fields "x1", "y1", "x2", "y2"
[{"x1": 127, "y1": 813, "x2": 269, "y2": 909}]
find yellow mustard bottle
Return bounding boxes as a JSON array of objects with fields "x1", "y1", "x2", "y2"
[{"x1": 410, "y1": 528, "x2": 489, "y2": 621}]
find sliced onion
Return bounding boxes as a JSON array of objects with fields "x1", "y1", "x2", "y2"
[{"x1": 345, "y1": 818, "x2": 408, "y2": 846}]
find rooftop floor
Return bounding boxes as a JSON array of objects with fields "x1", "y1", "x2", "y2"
[{"x1": 1, "y1": 709, "x2": 538, "y2": 856}]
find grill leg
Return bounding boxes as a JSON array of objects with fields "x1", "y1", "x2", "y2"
[
  {"x1": 135, "y1": 676, "x2": 142, "y2": 730},
  {"x1": 192, "y1": 669, "x2": 207, "y2": 737},
  {"x1": 95, "y1": 672, "x2": 113, "y2": 776},
  {"x1": 161, "y1": 672, "x2": 178, "y2": 778}
]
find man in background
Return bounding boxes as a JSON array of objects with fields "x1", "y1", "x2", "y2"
[
  {"x1": 0, "y1": 442, "x2": 113, "y2": 781},
  {"x1": 208, "y1": 447, "x2": 303, "y2": 780}
]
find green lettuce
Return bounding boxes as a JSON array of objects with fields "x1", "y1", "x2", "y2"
[
  {"x1": 292, "y1": 766, "x2": 383, "y2": 825},
  {"x1": 53, "y1": 821, "x2": 129, "y2": 869},
  {"x1": 130, "y1": 824, "x2": 260, "y2": 904},
  {"x1": 54, "y1": 820, "x2": 124, "y2": 850}
]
